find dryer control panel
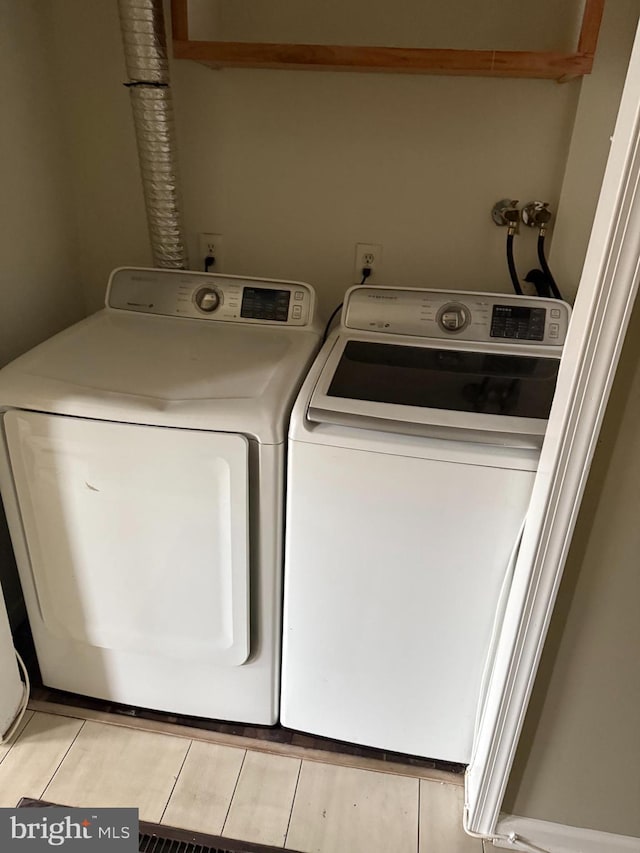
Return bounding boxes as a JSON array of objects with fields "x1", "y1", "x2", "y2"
[
  {"x1": 107, "y1": 267, "x2": 315, "y2": 327},
  {"x1": 343, "y1": 287, "x2": 570, "y2": 346}
]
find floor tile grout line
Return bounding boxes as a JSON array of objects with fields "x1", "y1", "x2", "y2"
[
  {"x1": 159, "y1": 739, "x2": 194, "y2": 824},
  {"x1": 282, "y1": 758, "x2": 303, "y2": 850},
  {"x1": 220, "y1": 748, "x2": 248, "y2": 836},
  {"x1": 41, "y1": 719, "x2": 86, "y2": 800}
]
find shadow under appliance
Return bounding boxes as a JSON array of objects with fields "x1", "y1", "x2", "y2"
[
  {"x1": 0, "y1": 267, "x2": 320, "y2": 724},
  {"x1": 281, "y1": 286, "x2": 570, "y2": 762}
]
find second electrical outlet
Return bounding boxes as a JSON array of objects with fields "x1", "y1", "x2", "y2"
[
  {"x1": 354, "y1": 243, "x2": 382, "y2": 284},
  {"x1": 198, "y1": 233, "x2": 224, "y2": 273}
]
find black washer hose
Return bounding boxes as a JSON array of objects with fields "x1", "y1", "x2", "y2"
[
  {"x1": 537, "y1": 234, "x2": 563, "y2": 300},
  {"x1": 506, "y1": 233, "x2": 523, "y2": 296}
]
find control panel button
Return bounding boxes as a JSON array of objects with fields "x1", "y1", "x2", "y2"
[
  {"x1": 294, "y1": 291, "x2": 304, "y2": 301},
  {"x1": 193, "y1": 286, "x2": 221, "y2": 313},
  {"x1": 551, "y1": 308, "x2": 561, "y2": 318},
  {"x1": 292, "y1": 305, "x2": 302, "y2": 319},
  {"x1": 549, "y1": 323, "x2": 559, "y2": 338}
]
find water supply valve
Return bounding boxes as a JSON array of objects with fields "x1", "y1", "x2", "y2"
[
  {"x1": 522, "y1": 201, "x2": 553, "y2": 234},
  {"x1": 491, "y1": 199, "x2": 520, "y2": 235}
]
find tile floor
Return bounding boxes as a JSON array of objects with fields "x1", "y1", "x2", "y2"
[{"x1": 0, "y1": 707, "x2": 483, "y2": 853}]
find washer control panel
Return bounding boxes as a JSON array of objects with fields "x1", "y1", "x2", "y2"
[
  {"x1": 344, "y1": 287, "x2": 570, "y2": 346},
  {"x1": 107, "y1": 268, "x2": 314, "y2": 326}
]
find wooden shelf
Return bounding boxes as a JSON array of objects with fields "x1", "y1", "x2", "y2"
[{"x1": 170, "y1": 0, "x2": 604, "y2": 82}]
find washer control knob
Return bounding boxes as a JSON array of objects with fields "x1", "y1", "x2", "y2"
[
  {"x1": 437, "y1": 303, "x2": 470, "y2": 333},
  {"x1": 194, "y1": 286, "x2": 221, "y2": 313}
]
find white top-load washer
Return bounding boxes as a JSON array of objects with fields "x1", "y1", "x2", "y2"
[
  {"x1": 281, "y1": 286, "x2": 570, "y2": 762},
  {"x1": 0, "y1": 267, "x2": 320, "y2": 724}
]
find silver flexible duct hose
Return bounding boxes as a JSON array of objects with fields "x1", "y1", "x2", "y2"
[{"x1": 118, "y1": 0, "x2": 188, "y2": 269}]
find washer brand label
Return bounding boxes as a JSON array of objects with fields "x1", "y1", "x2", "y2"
[
  {"x1": 366, "y1": 294, "x2": 399, "y2": 300},
  {"x1": 0, "y1": 808, "x2": 138, "y2": 851}
]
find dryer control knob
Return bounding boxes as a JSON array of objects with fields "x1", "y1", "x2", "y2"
[
  {"x1": 194, "y1": 286, "x2": 221, "y2": 313},
  {"x1": 437, "y1": 303, "x2": 470, "y2": 333}
]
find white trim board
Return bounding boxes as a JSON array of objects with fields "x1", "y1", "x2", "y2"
[
  {"x1": 465, "y1": 19, "x2": 640, "y2": 839},
  {"x1": 491, "y1": 815, "x2": 640, "y2": 853}
]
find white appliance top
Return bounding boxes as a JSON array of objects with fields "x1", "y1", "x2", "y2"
[
  {"x1": 303, "y1": 286, "x2": 571, "y2": 449},
  {"x1": 0, "y1": 268, "x2": 321, "y2": 443}
]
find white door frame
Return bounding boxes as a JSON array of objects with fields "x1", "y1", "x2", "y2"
[{"x1": 465, "y1": 24, "x2": 640, "y2": 837}]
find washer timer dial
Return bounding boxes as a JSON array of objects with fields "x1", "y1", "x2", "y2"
[
  {"x1": 193, "y1": 286, "x2": 222, "y2": 313},
  {"x1": 437, "y1": 302, "x2": 470, "y2": 334}
]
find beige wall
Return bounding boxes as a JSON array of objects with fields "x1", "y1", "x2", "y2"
[
  {"x1": 172, "y1": 65, "x2": 579, "y2": 320},
  {"x1": 0, "y1": 0, "x2": 84, "y2": 366},
  {"x1": 48, "y1": 0, "x2": 581, "y2": 317},
  {"x1": 0, "y1": 0, "x2": 85, "y2": 622},
  {"x1": 189, "y1": 0, "x2": 582, "y2": 51}
]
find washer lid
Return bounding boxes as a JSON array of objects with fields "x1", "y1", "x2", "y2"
[
  {"x1": 307, "y1": 334, "x2": 561, "y2": 448},
  {"x1": 0, "y1": 310, "x2": 320, "y2": 442}
]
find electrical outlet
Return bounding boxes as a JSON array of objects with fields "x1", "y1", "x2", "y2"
[
  {"x1": 198, "y1": 233, "x2": 224, "y2": 272},
  {"x1": 354, "y1": 243, "x2": 382, "y2": 284}
]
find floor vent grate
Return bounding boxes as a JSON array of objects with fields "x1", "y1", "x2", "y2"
[
  {"x1": 140, "y1": 838, "x2": 214, "y2": 853},
  {"x1": 138, "y1": 834, "x2": 264, "y2": 853},
  {"x1": 137, "y1": 823, "x2": 299, "y2": 853}
]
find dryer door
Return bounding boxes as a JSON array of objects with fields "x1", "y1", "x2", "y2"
[{"x1": 4, "y1": 410, "x2": 250, "y2": 666}]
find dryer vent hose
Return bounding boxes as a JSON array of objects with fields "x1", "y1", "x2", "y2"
[{"x1": 118, "y1": 0, "x2": 188, "y2": 269}]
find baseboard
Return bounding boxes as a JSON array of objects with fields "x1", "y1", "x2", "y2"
[{"x1": 490, "y1": 814, "x2": 640, "y2": 852}]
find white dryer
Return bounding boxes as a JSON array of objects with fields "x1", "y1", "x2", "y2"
[
  {"x1": 0, "y1": 267, "x2": 320, "y2": 724},
  {"x1": 281, "y1": 286, "x2": 570, "y2": 762}
]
